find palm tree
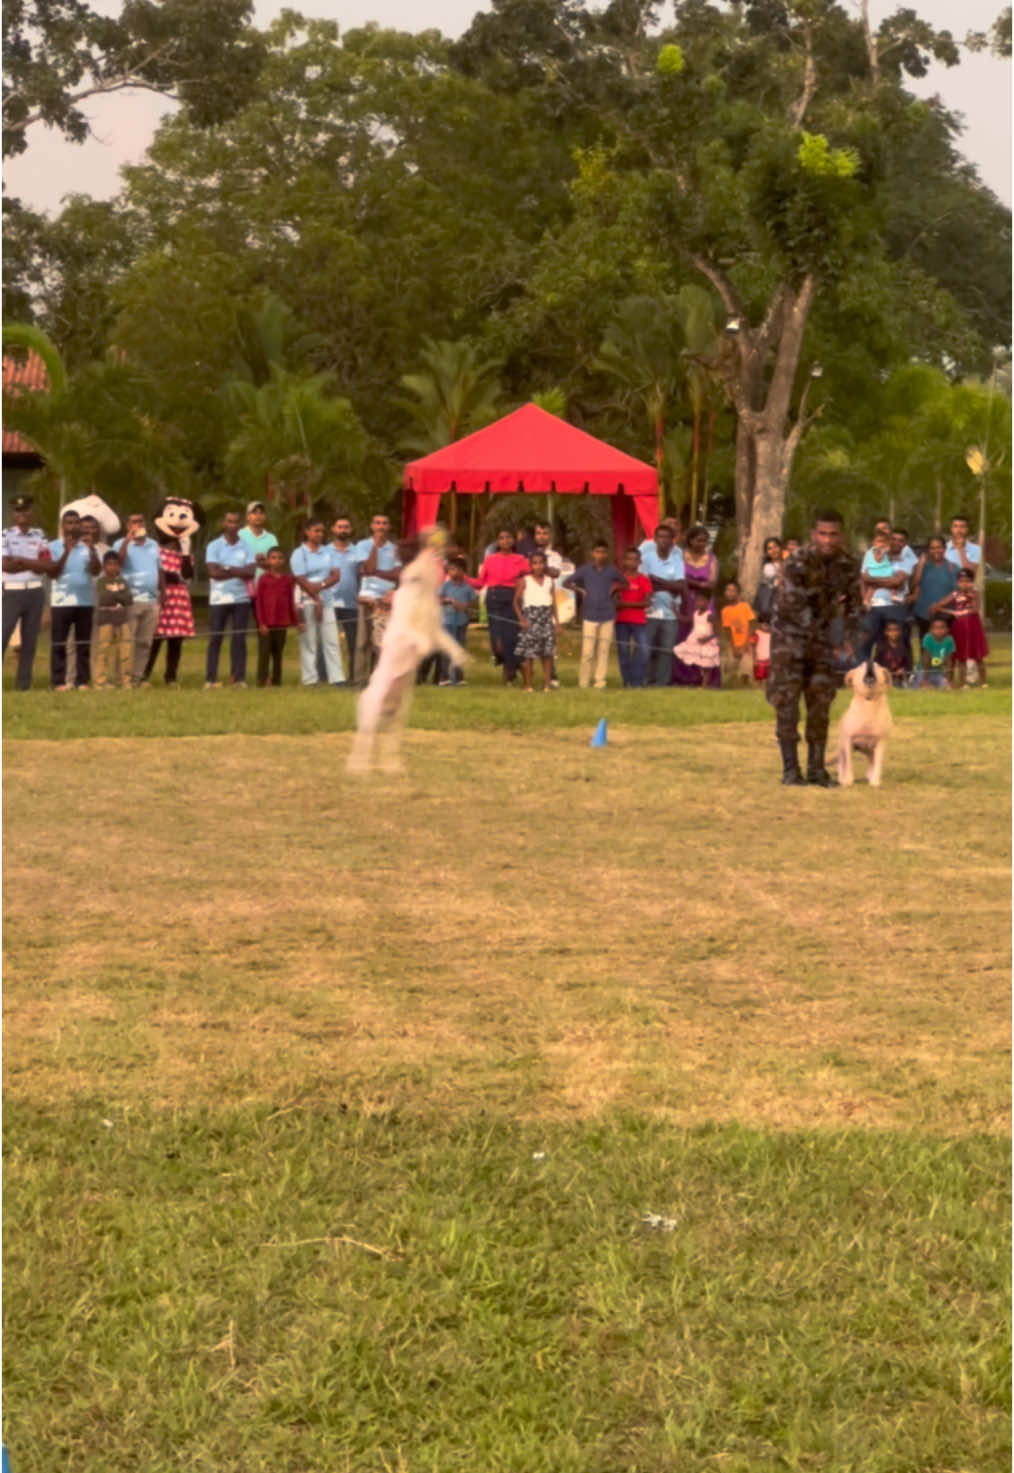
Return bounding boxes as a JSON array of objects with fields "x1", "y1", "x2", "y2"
[
  {"x1": 231, "y1": 294, "x2": 324, "y2": 387},
  {"x1": 3, "y1": 323, "x2": 181, "y2": 523},
  {"x1": 223, "y1": 366, "x2": 372, "y2": 538},
  {"x1": 595, "y1": 288, "x2": 724, "y2": 523},
  {"x1": 400, "y1": 337, "x2": 504, "y2": 538}
]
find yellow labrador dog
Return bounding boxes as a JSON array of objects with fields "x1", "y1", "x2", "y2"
[{"x1": 837, "y1": 659, "x2": 893, "y2": 787}]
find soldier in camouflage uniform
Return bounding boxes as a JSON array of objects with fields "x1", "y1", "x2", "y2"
[{"x1": 768, "y1": 508, "x2": 863, "y2": 786}]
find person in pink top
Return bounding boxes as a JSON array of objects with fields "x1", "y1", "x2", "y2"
[{"x1": 468, "y1": 528, "x2": 530, "y2": 683}]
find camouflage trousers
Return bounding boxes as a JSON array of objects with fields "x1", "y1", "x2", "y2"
[{"x1": 766, "y1": 640, "x2": 837, "y2": 746}]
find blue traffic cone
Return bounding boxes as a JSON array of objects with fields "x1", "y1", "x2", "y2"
[{"x1": 589, "y1": 717, "x2": 608, "y2": 748}]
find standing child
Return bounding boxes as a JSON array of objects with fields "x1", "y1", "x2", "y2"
[
  {"x1": 720, "y1": 579, "x2": 755, "y2": 687},
  {"x1": 932, "y1": 568, "x2": 989, "y2": 688},
  {"x1": 438, "y1": 556, "x2": 477, "y2": 685},
  {"x1": 915, "y1": 615, "x2": 956, "y2": 689},
  {"x1": 753, "y1": 620, "x2": 771, "y2": 684},
  {"x1": 514, "y1": 551, "x2": 558, "y2": 692},
  {"x1": 673, "y1": 586, "x2": 720, "y2": 684},
  {"x1": 254, "y1": 546, "x2": 299, "y2": 686},
  {"x1": 93, "y1": 550, "x2": 134, "y2": 689},
  {"x1": 613, "y1": 547, "x2": 653, "y2": 688},
  {"x1": 564, "y1": 541, "x2": 624, "y2": 689}
]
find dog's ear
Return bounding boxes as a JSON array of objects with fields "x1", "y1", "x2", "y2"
[{"x1": 844, "y1": 667, "x2": 856, "y2": 688}]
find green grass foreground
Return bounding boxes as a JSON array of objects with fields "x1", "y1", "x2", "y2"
[
  {"x1": 3, "y1": 629, "x2": 1010, "y2": 740},
  {"x1": 5, "y1": 1105, "x2": 1009, "y2": 1473},
  {"x1": 4, "y1": 636, "x2": 1011, "y2": 1471}
]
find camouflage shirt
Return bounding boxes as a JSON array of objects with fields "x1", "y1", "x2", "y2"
[{"x1": 772, "y1": 545, "x2": 863, "y2": 651}]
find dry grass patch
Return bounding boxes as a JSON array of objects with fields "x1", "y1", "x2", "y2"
[{"x1": 4, "y1": 718, "x2": 1009, "y2": 1132}]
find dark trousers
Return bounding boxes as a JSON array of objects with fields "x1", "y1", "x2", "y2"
[
  {"x1": 144, "y1": 637, "x2": 183, "y2": 684},
  {"x1": 50, "y1": 606, "x2": 93, "y2": 687},
  {"x1": 647, "y1": 618, "x2": 676, "y2": 687},
  {"x1": 615, "y1": 622, "x2": 650, "y2": 687},
  {"x1": 767, "y1": 643, "x2": 836, "y2": 747},
  {"x1": 486, "y1": 587, "x2": 519, "y2": 679},
  {"x1": 257, "y1": 628, "x2": 288, "y2": 686},
  {"x1": 439, "y1": 624, "x2": 469, "y2": 683},
  {"x1": 335, "y1": 607, "x2": 358, "y2": 673},
  {"x1": 3, "y1": 586, "x2": 45, "y2": 689},
  {"x1": 206, "y1": 602, "x2": 250, "y2": 683}
]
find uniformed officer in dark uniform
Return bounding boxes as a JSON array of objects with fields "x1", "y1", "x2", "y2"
[
  {"x1": 768, "y1": 507, "x2": 863, "y2": 786},
  {"x1": 2, "y1": 494, "x2": 53, "y2": 690}
]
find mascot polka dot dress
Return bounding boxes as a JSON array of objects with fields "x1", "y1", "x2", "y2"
[
  {"x1": 155, "y1": 547, "x2": 195, "y2": 639},
  {"x1": 142, "y1": 495, "x2": 204, "y2": 685}
]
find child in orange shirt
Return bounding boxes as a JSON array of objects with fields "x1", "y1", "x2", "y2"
[{"x1": 720, "y1": 579, "x2": 755, "y2": 687}]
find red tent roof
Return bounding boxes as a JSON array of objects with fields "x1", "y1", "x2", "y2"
[
  {"x1": 3, "y1": 350, "x2": 48, "y2": 457},
  {"x1": 404, "y1": 403, "x2": 658, "y2": 496}
]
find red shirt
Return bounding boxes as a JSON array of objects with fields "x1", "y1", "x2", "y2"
[
  {"x1": 615, "y1": 573, "x2": 652, "y2": 625},
  {"x1": 468, "y1": 552, "x2": 530, "y2": 589},
  {"x1": 254, "y1": 572, "x2": 298, "y2": 629}
]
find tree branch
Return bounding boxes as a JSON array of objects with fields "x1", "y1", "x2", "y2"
[
  {"x1": 3, "y1": 40, "x2": 177, "y2": 138},
  {"x1": 790, "y1": 21, "x2": 817, "y2": 127},
  {"x1": 762, "y1": 274, "x2": 817, "y2": 433},
  {"x1": 755, "y1": 284, "x2": 789, "y2": 360},
  {"x1": 860, "y1": 0, "x2": 880, "y2": 82},
  {"x1": 784, "y1": 373, "x2": 825, "y2": 464}
]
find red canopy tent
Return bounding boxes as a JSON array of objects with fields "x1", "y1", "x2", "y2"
[{"x1": 402, "y1": 403, "x2": 660, "y2": 557}]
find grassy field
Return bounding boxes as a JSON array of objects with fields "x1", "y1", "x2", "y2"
[{"x1": 3, "y1": 636, "x2": 1011, "y2": 1471}]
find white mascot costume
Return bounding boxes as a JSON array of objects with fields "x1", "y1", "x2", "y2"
[{"x1": 347, "y1": 527, "x2": 468, "y2": 774}]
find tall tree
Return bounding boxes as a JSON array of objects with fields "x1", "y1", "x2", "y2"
[{"x1": 3, "y1": 0, "x2": 265, "y2": 156}]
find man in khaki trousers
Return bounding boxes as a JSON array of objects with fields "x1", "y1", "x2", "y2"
[{"x1": 564, "y1": 541, "x2": 624, "y2": 690}]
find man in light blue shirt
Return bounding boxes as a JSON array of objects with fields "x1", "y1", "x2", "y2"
[
  {"x1": 205, "y1": 510, "x2": 258, "y2": 686},
  {"x1": 638, "y1": 524, "x2": 685, "y2": 686},
  {"x1": 329, "y1": 513, "x2": 362, "y2": 672},
  {"x1": 48, "y1": 508, "x2": 101, "y2": 688},
  {"x1": 291, "y1": 515, "x2": 345, "y2": 685},
  {"x1": 116, "y1": 513, "x2": 165, "y2": 686},
  {"x1": 354, "y1": 514, "x2": 401, "y2": 683},
  {"x1": 945, "y1": 515, "x2": 982, "y2": 572}
]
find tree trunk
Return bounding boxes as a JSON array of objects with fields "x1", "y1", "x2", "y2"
[
  {"x1": 702, "y1": 407, "x2": 716, "y2": 514},
  {"x1": 733, "y1": 418, "x2": 755, "y2": 576},
  {"x1": 689, "y1": 405, "x2": 701, "y2": 525},
  {"x1": 694, "y1": 263, "x2": 816, "y2": 599}
]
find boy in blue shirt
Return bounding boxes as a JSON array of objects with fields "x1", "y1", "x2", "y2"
[
  {"x1": 438, "y1": 556, "x2": 476, "y2": 685},
  {"x1": 565, "y1": 540, "x2": 624, "y2": 688}
]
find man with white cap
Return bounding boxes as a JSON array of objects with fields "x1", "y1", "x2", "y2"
[
  {"x1": 2, "y1": 493, "x2": 52, "y2": 689},
  {"x1": 238, "y1": 500, "x2": 279, "y2": 581}
]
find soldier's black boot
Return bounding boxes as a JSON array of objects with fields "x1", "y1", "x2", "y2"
[
  {"x1": 806, "y1": 741, "x2": 837, "y2": 787},
  {"x1": 779, "y1": 739, "x2": 806, "y2": 785}
]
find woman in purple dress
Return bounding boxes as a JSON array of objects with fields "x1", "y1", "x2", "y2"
[{"x1": 672, "y1": 524, "x2": 720, "y2": 686}]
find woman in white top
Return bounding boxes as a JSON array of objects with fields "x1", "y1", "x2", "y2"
[{"x1": 513, "y1": 551, "x2": 558, "y2": 691}]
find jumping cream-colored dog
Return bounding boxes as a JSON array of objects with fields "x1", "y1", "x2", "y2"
[
  {"x1": 347, "y1": 529, "x2": 468, "y2": 775},
  {"x1": 836, "y1": 660, "x2": 893, "y2": 787}
]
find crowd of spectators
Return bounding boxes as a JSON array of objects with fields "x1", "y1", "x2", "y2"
[{"x1": 1, "y1": 495, "x2": 992, "y2": 693}]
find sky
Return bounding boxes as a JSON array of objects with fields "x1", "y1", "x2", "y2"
[{"x1": 3, "y1": 0, "x2": 1011, "y2": 212}]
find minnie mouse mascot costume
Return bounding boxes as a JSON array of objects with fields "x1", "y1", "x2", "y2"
[{"x1": 141, "y1": 495, "x2": 205, "y2": 686}]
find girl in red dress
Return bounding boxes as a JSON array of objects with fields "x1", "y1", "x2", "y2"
[{"x1": 932, "y1": 568, "x2": 989, "y2": 688}]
